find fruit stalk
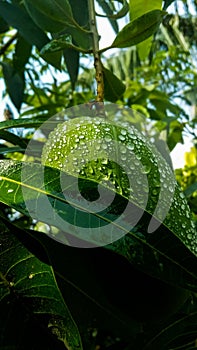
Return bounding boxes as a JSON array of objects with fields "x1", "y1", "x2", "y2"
[{"x1": 88, "y1": 0, "x2": 105, "y2": 107}]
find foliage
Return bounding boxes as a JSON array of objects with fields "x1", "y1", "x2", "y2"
[{"x1": 0, "y1": 0, "x2": 197, "y2": 349}]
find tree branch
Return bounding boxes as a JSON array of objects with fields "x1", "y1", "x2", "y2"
[
  {"x1": 88, "y1": 0, "x2": 105, "y2": 107},
  {"x1": 0, "y1": 33, "x2": 18, "y2": 56}
]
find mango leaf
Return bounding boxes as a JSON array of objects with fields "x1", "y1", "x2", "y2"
[
  {"x1": 0, "y1": 221, "x2": 83, "y2": 349},
  {"x1": 0, "y1": 15, "x2": 9, "y2": 33},
  {"x1": 0, "y1": 130, "x2": 27, "y2": 148},
  {"x1": 63, "y1": 49, "x2": 79, "y2": 89},
  {"x1": 184, "y1": 182, "x2": 197, "y2": 198},
  {"x1": 129, "y1": 0, "x2": 162, "y2": 60},
  {"x1": 3, "y1": 223, "x2": 142, "y2": 339},
  {"x1": 1, "y1": 62, "x2": 24, "y2": 111},
  {"x1": 112, "y1": 10, "x2": 166, "y2": 48},
  {"x1": 0, "y1": 146, "x2": 25, "y2": 154},
  {"x1": 0, "y1": 1, "x2": 62, "y2": 69},
  {"x1": 24, "y1": 0, "x2": 80, "y2": 33},
  {"x1": 66, "y1": 0, "x2": 91, "y2": 51},
  {"x1": 69, "y1": 0, "x2": 89, "y2": 27},
  {"x1": 0, "y1": 159, "x2": 196, "y2": 293},
  {"x1": 96, "y1": 0, "x2": 119, "y2": 33},
  {"x1": 41, "y1": 51, "x2": 62, "y2": 70},
  {"x1": 167, "y1": 121, "x2": 184, "y2": 151},
  {"x1": 0, "y1": 1, "x2": 49, "y2": 50},
  {"x1": 143, "y1": 312, "x2": 197, "y2": 350},
  {"x1": 163, "y1": 0, "x2": 176, "y2": 10},
  {"x1": 13, "y1": 35, "x2": 32, "y2": 73},
  {"x1": 97, "y1": 0, "x2": 129, "y2": 19},
  {"x1": 103, "y1": 67, "x2": 126, "y2": 102},
  {"x1": 0, "y1": 116, "x2": 56, "y2": 131},
  {"x1": 40, "y1": 35, "x2": 81, "y2": 54},
  {"x1": 1, "y1": 35, "x2": 32, "y2": 111}
]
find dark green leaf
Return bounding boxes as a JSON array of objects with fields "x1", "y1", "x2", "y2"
[
  {"x1": 0, "y1": 1, "x2": 49, "y2": 50},
  {"x1": 163, "y1": 0, "x2": 176, "y2": 10},
  {"x1": 103, "y1": 67, "x2": 126, "y2": 102},
  {"x1": 129, "y1": 0, "x2": 162, "y2": 60},
  {"x1": 1, "y1": 62, "x2": 24, "y2": 111},
  {"x1": 0, "y1": 159, "x2": 196, "y2": 293},
  {"x1": 167, "y1": 121, "x2": 184, "y2": 151},
  {"x1": 112, "y1": 10, "x2": 166, "y2": 48},
  {"x1": 0, "y1": 146, "x2": 25, "y2": 154},
  {"x1": 0, "y1": 15, "x2": 9, "y2": 33},
  {"x1": 41, "y1": 51, "x2": 63, "y2": 70},
  {"x1": 40, "y1": 34, "x2": 79, "y2": 54},
  {"x1": 0, "y1": 130, "x2": 27, "y2": 148},
  {"x1": 69, "y1": 0, "x2": 89, "y2": 27},
  {"x1": 13, "y1": 35, "x2": 32, "y2": 72},
  {"x1": 6, "y1": 224, "x2": 142, "y2": 338},
  {"x1": 65, "y1": 26, "x2": 92, "y2": 50},
  {"x1": 184, "y1": 182, "x2": 197, "y2": 198},
  {"x1": 66, "y1": 0, "x2": 91, "y2": 50},
  {"x1": 0, "y1": 1, "x2": 62, "y2": 69},
  {"x1": 24, "y1": 0, "x2": 78, "y2": 32},
  {"x1": 97, "y1": 0, "x2": 129, "y2": 19},
  {"x1": 0, "y1": 221, "x2": 83, "y2": 349},
  {"x1": 0, "y1": 116, "x2": 57, "y2": 131},
  {"x1": 143, "y1": 312, "x2": 197, "y2": 350},
  {"x1": 63, "y1": 48, "x2": 79, "y2": 89},
  {"x1": 96, "y1": 0, "x2": 119, "y2": 33}
]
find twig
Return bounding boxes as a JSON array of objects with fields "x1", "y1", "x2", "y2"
[
  {"x1": 88, "y1": 0, "x2": 105, "y2": 108},
  {"x1": 0, "y1": 32, "x2": 18, "y2": 56}
]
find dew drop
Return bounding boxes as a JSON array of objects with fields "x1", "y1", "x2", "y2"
[
  {"x1": 118, "y1": 135, "x2": 125, "y2": 141},
  {"x1": 127, "y1": 144, "x2": 134, "y2": 151},
  {"x1": 121, "y1": 129, "x2": 127, "y2": 136},
  {"x1": 102, "y1": 144, "x2": 108, "y2": 150},
  {"x1": 141, "y1": 164, "x2": 151, "y2": 174},
  {"x1": 105, "y1": 135, "x2": 112, "y2": 142}
]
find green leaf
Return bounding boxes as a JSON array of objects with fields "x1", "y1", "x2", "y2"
[
  {"x1": 63, "y1": 48, "x2": 79, "y2": 89},
  {"x1": 143, "y1": 312, "x2": 197, "y2": 350},
  {"x1": 167, "y1": 121, "x2": 184, "y2": 151},
  {"x1": 0, "y1": 15, "x2": 9, "y2": 33},
  {"x1": 0, "y1": 130, "x2": 27, "y2": 148},
  {"x1": 129, "y1": 0, "x2": 162, "y2": 60},
  {"x1": 111, "y1": 0, "x2": 129, "y2": 19},
  {"x1": 112, "y1": 10, "x2": 166, "y2": 48},
  {"x1": 69, "y1": 0, "x2": 89, "y2": 28},
  {"x1": 40, "y1": 34, "x2": 80, "y2": 54},
  {"x1": 96, "y1": 0, "x2": 119, "y2": 33},
  {"x1": 0, "y1": 158, "x2": 196, "y2": 292},
  {"x1": 0, "y1": 116, "x2": 55, "y2": 131},
  {"x1": 184, "y1": 182, "x2": 197, "y2": 198},
  {"x1": 7, "y1": 225, "x2": 142, "y2": 338},
  {"x1": 1, "y1": 62, "x2": 24, "y2": 111},
  {"x1": 67, "y1": 0, "x2": 91, "y2": 50},
  {"x1": 0, "y1": 1, "x2": 49, "y2": 50},
  {"x1": 97, "y1": 0, "x2": 129, "y2": 19},
  {"x1": 103, "y1": 67, "x2": 126, "y2": 102},
  {"x1": 24, "y1": 0, "x2": 78, "y2": 33},
  {"x1": 41, "y1": 51, "x2": 62, "y2": 70},
  {"x1": 0, "y1": 1, "x2": 62, "y2": 69},
  {"x1": 163, "y1": 0, "x2": 176, "y2": 10},
  {"x1": 1, "y1": 36, "x2": 32, "y2": 111},
  {"x1": 13, "y1": 35, "x2": 32, "y2": 73},
  {"x1": 0, "y1": 221, "x2": 83, "y2": 349},
  {"x1": 0, "y1": 146, "x2": 25, "y2": 155}
]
